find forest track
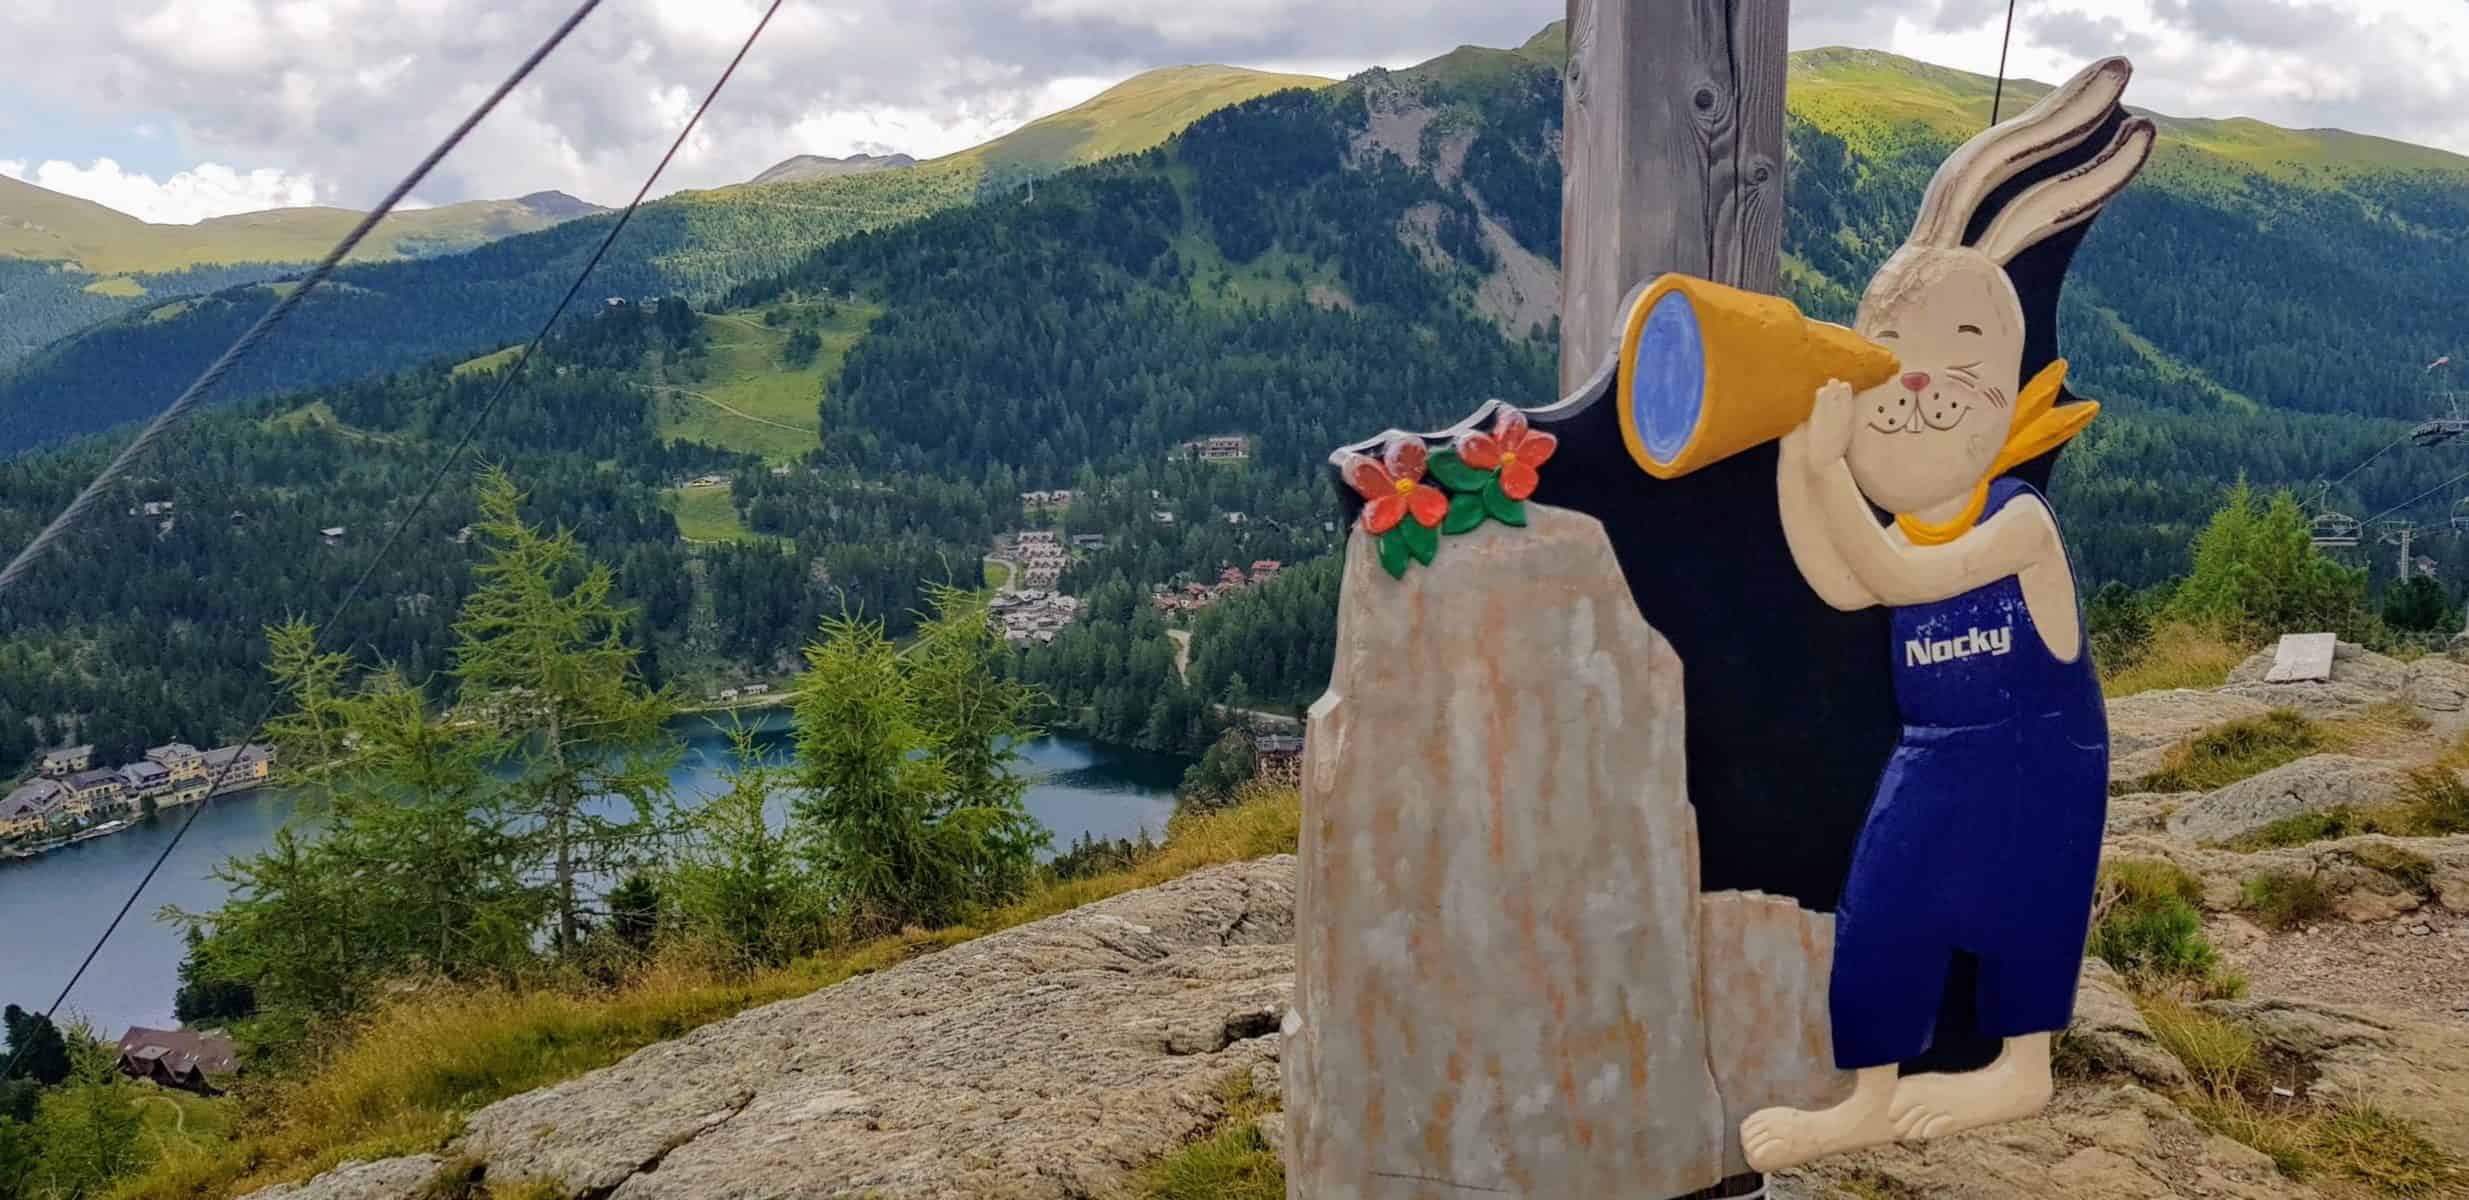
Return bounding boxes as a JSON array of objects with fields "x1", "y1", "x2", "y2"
[{"x1": 637, "y1": 382, "x2": 813, "y2": 434}]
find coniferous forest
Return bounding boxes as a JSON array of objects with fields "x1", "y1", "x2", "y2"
[{"x1": 1, "y1": 34, "x2": 2469, "y2": 771}]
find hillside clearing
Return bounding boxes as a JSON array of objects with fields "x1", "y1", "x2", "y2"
[
  {"x1": 661, "y1": 483, "x2": 765, "y2": 544},
  {"x1": 647, "y1": 302, "x2": 877, "y2": 461}
]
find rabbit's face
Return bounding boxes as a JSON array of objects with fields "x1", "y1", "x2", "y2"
[{"x1": 1844, "y1": 247, "x2": 2027, "y2": 516}]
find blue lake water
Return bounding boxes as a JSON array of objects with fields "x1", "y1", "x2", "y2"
[{"x1": 0, "y1": 715, "x2": 1185, "y2": 1037}]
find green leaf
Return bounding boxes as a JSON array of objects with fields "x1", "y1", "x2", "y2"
[
  {"x1": 1377, "y1": 528, "x2": 1411, "y2": 579},
  {"x1": 1442, "y1": 492, "x2": 1487, "y2": 535},
  {"x1": 1427, "y1": 450, "x2": 1493, "y2": 493},
  {"x1": 1480, "y1": 479, "x2": 1527, "y2": 527},
  {"x1": 1403, "y1": 518, "x2": 1440, "y2": 565}
]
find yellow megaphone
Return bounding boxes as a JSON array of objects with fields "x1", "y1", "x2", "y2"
[{"x1": 1616, "y1": 274, "x2": 1902, "y2": 480}]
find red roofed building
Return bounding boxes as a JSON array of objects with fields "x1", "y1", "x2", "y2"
[{"x1": 117, "y1": 1027, "x2": 239, "y2": 1095}]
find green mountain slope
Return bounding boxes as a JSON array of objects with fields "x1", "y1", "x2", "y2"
[
  {"x1": 0, "y1": 181, "x2": 610, "y2": 367},
  {"x1": 0, "y1": 176, "x2": 608, "y2": 275},
  {"x1": 0, "y1": 66, "x2": 1338, "y2": 446},
  {"x1": 942, "y1": 65, "x2": 1334, "y2": 188},
  {"x1": 7, "y1": 26, "x2": 2469, "y2": 776}
]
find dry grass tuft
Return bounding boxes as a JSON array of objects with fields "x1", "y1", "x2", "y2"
[
  {"x1": 2130, "y1": 709, "x2": 2324, "y2": 795},
  {"x1": 2142, "y1": 996, "x2": 2464, "y2": 1196},
  {"x1": 2101, "y1": 623, "x2": 2250, "y2": 698}
]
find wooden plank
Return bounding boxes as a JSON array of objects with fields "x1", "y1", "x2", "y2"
[
  {"x1": 1729, "y1": 0, "x2": 1790, "y2": 294},
  {"x1": 1560, "y1": 0, "x2": 1789, "y2": 392}
]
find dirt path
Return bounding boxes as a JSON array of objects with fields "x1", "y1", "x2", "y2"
[
  {"x1": 2212, "y1": 911, "x2": 2469, "y2": 1023},
  {"x1": 1167, "y1": 629, "x2": 1192, "y2": 682},
  {"x1": 638, "y1": 383, "x2": 813, "y2": 434}
]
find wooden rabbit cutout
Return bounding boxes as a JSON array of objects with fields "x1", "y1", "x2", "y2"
[{"x1": 1744, "y1": 57, "x2": 2156, "y2": 1172}]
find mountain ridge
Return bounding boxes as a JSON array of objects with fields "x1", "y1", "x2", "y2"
[
  {"x1": 745, "y1": 153, "x2": 917, "y2": 187},
  {"x1": 0, "y1": 177, "x2": 611, "y2": 276}
]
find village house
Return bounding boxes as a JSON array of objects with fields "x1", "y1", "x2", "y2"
[
  {"x1": 116, "y1": 1027, "x2": 238, "y2": 1096},
  {"x1": 1250, "y1": 559, "x2": 1283, "y2": 582},
  {"x1": 1153, "y1": 510, "x2": 1176, "y2": 526},
  {"x1": 0, "y1": 780, "x2": 63, "y2": 838},
  {"x1": 992, "y1": 589, "x2": 1082, "y2": 645},
  {"x1": 201, "y1": 744, "x2": 275, "y2": 795},
  {"x1": 120, "y1": 760, "x2": 172, "y2": 799},
  {"x1": 1224, "y1": 512, "x2": 1248, "y2": 525},
  {"x1": 66, "y1": 765, "x2": 129, "y2": 809},
  {"x1": 1174, "y1": 435, "x2": 1251, "y2": 462},
  {"x1": 38, "y1": 744, "x2": 93, "y2": 777},
  {"x1": 146, "y1": 743, "x2": 207, "y2": 786},
  {"x1": 321, "y1": 526, "x2": 347, "y2": 546},
  {"x1": 1071, "y1": 533, "x2": 1107, "y2": 551},
  {"x1": 1255, "y1": 734, "x2": 1305, "y2": 786}
]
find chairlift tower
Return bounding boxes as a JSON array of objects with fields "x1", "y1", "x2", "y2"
[{"x1": 2376, "y1": 519, "x2": 2419, "y2": 580}]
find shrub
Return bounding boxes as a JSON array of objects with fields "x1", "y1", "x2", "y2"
[
  {"x1": 2087, "y1": 860, "x2": 2239, "y2": 997},
  {"x1": 2244, "y1": 869, "x2": 2335, "y2": 931}
]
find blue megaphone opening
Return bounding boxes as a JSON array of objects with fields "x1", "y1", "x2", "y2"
[{"x1": 1628, "y1": 289, "x2": 1706, "y2": 465}]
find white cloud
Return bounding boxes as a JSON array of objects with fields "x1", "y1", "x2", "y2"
[
  {"x1": 0, "y1": 157, "x2": 321, "y2": 224},
  {"x1": 1794, "y1": 0, "x2": 2469, "y2": 155},
  {"x1": 3, "y1": 0, "x2": 2462, "y2": 219}
]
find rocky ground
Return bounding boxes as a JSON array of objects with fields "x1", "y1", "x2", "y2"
[{"x1": 249, "y1": 643, "x2": 2469, "y2": 1199}]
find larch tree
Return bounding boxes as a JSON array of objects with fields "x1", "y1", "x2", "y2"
[{"x1": 453, "y1": 466, "x2": 682, "y2": 954}]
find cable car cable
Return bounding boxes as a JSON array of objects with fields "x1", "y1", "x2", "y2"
[{"x1": 0, "y1": 0, "x2": 787, "y2": 1098}]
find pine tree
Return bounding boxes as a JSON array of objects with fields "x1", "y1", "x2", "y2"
[
  {"x1": 0, "y1": 1007, "x2": 67, "y2": 1088},
  {"x1": 27, "y1": 1033, "x2": 143, "y2": 1199},
  {"x1": 453, "y1": 466, "x2": 681, "y2": 953}
]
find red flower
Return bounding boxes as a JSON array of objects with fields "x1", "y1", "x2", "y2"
[
  {"x1": 1343, "y1": 438, "x2": 1448, "y2": 534},
  {"x1": 1454, "y1": 407, "x2": 1558, "y2": 500}
]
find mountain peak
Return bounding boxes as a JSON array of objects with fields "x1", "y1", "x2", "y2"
[
  {"x1": 746, "y1": 153, "x2": 918, "y2": 188},
  {"x1": 514, "y1": 190, "x2": 610, "y2": 219}
]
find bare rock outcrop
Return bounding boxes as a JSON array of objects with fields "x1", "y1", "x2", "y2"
[
  {"x1": 2219, "y1": 643, "x2": 2408, "y2": 718},
  {"x1": 2209, "y1": 995, "x2": 2469, "y2": 1160},
  {"x1": 2163, "y1": 754, "x2": 2410, "y2": 845},
  {"x1": 242, "y1": 859, "x2": 1300, "y2": 1200},
  {"x1": 2108, "y1": 832, "x2": 2469, "y2": 922},
  {"x1": 244, "y1": 1158, "x2": 446, "y2": 1200},
  {"x1": 2062, "y1": 960, "x2": 2189, "y2": 1090},
  {"x1": 1772, "y1": 1084, "x2": 2309, "y2": 1200}
]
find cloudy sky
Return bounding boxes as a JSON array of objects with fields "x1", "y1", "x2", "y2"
[{"x1": 0, "y1": 0, "x2": 2456, "y2": 225}]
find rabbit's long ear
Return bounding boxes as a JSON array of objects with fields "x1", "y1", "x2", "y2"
[
  {"x1": 1908, "y1": 57, "x2": 2134, "y2": 248},
  {"x1": 1975, "y1": 116, "x2": 2156, "y2": 265}
]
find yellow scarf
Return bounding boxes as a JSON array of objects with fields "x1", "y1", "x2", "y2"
[{"x1": 1893, "y1": 360, "x2": 2094, "y2": 546}]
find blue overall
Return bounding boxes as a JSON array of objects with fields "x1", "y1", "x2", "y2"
[{"x1": 1827, "y1": 477, "x2": 2109, "y2": 1072}]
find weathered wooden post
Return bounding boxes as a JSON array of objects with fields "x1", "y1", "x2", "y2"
[{"x1": 1286, "y1": 0, "x2": 2154, "y2": 1192}]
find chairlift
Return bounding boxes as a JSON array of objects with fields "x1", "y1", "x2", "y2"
[
  {"x1": 2412, "y1": 390, "x2": 2469, "y2": 447},
  {"x1": 2311, "y1": 511, "x2": 2362, "y2": 548}
]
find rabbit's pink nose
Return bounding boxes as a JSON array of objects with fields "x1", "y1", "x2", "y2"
[{"x1": 1901, "y1": 371, "x2": 1933, "y2": 392}]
